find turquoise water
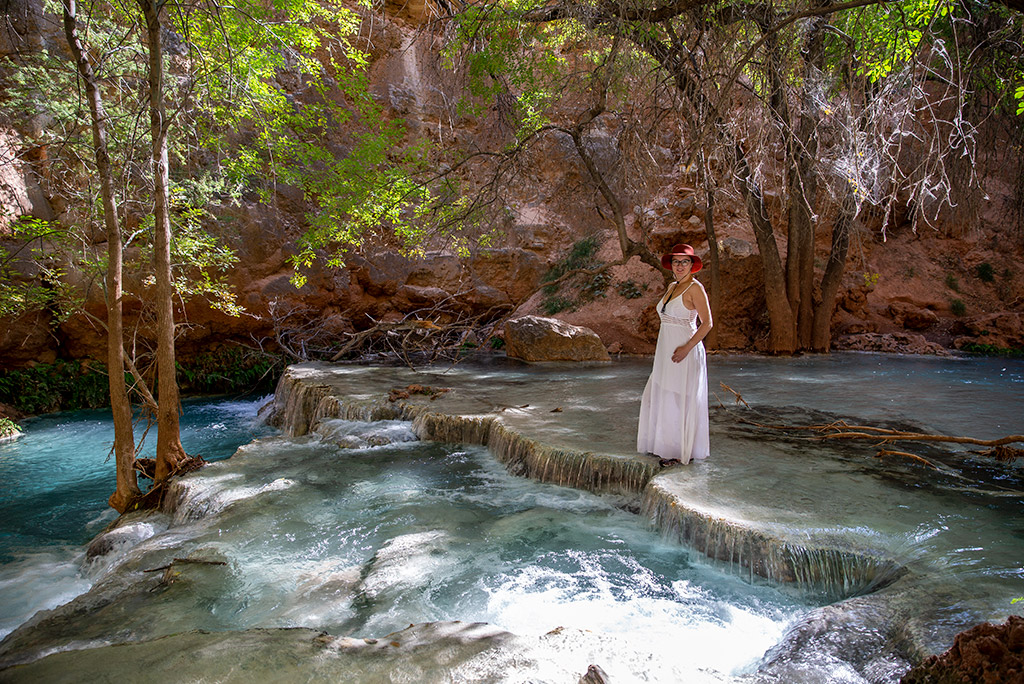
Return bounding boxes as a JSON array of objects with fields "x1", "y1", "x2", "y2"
[
  {"x1": 1, "y1": 433, "x2": 807, "y2": 679},
  {"x1": 0, "y1": 397, "x2": 275, "y2": 637}
]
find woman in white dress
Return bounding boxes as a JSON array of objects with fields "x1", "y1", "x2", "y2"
[{"x1": 637, "y1": 244, "x2": 713, "y2": 466}]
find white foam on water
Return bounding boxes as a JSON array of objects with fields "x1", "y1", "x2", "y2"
[
  {"x1": 479, "y1": 556, "x2": 795, "y2": 680},
  {"x1": 314, "y1": 418, "x2": 419, "y2": 448},
  {"x1": 172, "y1": 475, "x2": 295, "y2": 523},
  {"x1": 0, "y1": 549, "x2": 93, "y2": 640}
]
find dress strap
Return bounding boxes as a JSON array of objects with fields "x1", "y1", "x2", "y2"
[
  {"x1": 660, "y1": 282, "x2": 676, "y2": 313},
  {"x1": 661, "y1": 279, "x2": 695, "y2": 313}
]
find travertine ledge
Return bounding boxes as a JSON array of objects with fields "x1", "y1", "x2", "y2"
[{"x1": 269, "y1": 362, "x2": 905, "y2": 599}]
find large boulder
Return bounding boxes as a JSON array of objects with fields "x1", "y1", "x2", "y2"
[
  {"x1": 888, "y1": 301, "x2": 939, "y2": 331},
  {"x1": 504, "y1": 316, "x2": 610, "y2": 362}
]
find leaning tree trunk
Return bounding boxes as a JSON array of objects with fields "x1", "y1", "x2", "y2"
[
  {"x1": 793, "y1": 14, "x2": 828, "y2": 349},
  {"x1": 139, "y1": 0, "x2": 187, "y2": 482},
  {"x1": 811, "y1": 186, "x2": 855, "y2": 350},
  {"x1": 567, "y1": 120, "x2": 665, "y2": 275},
  {"x1": 63, "y1": 0, "x2": 141, "y2": 512},
  {"x1": 733, "y1": 143, "x2": 797, "y2": 353},
  {"x1": 699, "y1": 149, "x2": 721, "y2": 350}
]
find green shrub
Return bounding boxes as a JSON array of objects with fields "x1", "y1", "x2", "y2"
[
  {"x1": 945, "y1": 274, "x2": 960, "y2": 292},
  {"x1": 959, "y1": 343, "x2": 1024, "y2": 358},
  {"x1": 488, "y1": 336, "x2": 505, "y2": 350},
  {"x1": 616, "y1": 279, "x2": 646, "y2": 299},
  {"x1": 0, "y1": 347, "x2": 284, "y2": 416},
  {"x1": 950, "y1": 298, "x2": 966, "y2": 317},
  {"x1": 0, "y1": 417, "x2": 21, "y2": 438},
  {"x1": 542, "y1": 236, "x2": 601, "y2": 286},
  {"x1": 975, "y1": 262, "x2": 995, "y2": 282},
  {"x1": 540, "y1": 236, "x2": 605, "y2": 315},
  {"x1": 581, "y1": 272, "x2": 610, "y2": 300},
  {"x1": 542, "y1": 295, "x2": 576, "y2": 315},
  {"x1": 175, "y1": 346, "x2": 284, "y2": 395},
  {"x1": 0, "y1": 360, "x2": 110, "y2": 414}
]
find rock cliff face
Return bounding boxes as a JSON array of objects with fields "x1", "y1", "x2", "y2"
[{"x1": 1, "y1": 0, "x2": 1021, "y2": 369}]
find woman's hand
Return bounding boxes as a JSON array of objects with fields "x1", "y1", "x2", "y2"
[{"x1": 671, "y1": 344, "x2": 691, "y2": 363}]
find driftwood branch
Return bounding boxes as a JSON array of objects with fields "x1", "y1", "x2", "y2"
[
  {"x1": 731, "y1": 413, "x2": 1023, "y2": 471},
  {"x1": 735, "y1": 416, "x2": 1024, "y2": 450},
  {"x1": 718, "y1": 382, "x2": 750, "y2": 408},
  {"x1": 143, "y1": 557, "x2": 228, "y2": 573},
  {"x1": 331, "y1": 320, "x2": 444, "y2": 361}
]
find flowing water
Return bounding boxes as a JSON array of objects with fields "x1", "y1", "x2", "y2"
[
  {"x1": 0, "y1": 397, "x2": 276, "y2": 639},
  {"x1": 0, "y1": 353, "x2": 1022, "y2": 682}
]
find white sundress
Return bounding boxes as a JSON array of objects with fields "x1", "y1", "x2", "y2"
[{"x1": 637, "y1": 286, "x2": 710, "y2": 463}]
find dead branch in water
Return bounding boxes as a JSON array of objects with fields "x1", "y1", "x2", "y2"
[
  {"x1": 875, "y1": 448, "x2": 945, "y2": 470},
  {"x1": 735, "y1": 416, "x2": 1023, "y2": 455},
  {"x1": 977, "y1": 445, "x2": 1024, "y2": 462},
  {"x1": 143, "y1": 557, "x2": 228, "y2": 573},
  {"x1": 718, "y1": 382, "x2": 750, "y2": 408},
  {"x1": 728, "y1": 414, "x2": 1024, "y2": 481},
  {"x1": 144, "y1": 557, "x2": 228, "y2": 591}
]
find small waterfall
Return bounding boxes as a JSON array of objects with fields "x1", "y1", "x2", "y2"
[
  {"x1": 412, "y1": 413, "x2": 496, "y2": 446},
  {"x1": 269, "y1": 371, "x2": 335, "y2": 437},
  {"x1": 642, "y1": 480, "x2": 904, "y2": 599},
  {"x1": 488, "y1": 422, "x2": 657, "y2": 495},
  {"x1": 270, "y1": 370, "x2": 657, "y2": 496},
  {"x1": 270, "y1": 368, "x2": 411, "y2": 438}
]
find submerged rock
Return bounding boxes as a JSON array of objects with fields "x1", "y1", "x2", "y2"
[
  {"x1": 504, "y1": 316, "x2": 611, "y2": 362},
  {"x1": 84, "y1": 516, "x2": 164, "y2": 561},
  {"x1": 0, "y1": 623, "x2": 518, "y2": 683}
]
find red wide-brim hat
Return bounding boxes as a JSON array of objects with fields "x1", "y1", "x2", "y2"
[{"x1": 661, "y1": 244, "x2": 703, "y2": 273}]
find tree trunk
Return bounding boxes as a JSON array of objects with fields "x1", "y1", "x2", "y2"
[
  {"x1": 567, "y1": 122, "x2": 664, "y2": 274},
  {"x1": 699, "y1": 150, "x2": 720, "y2": 350},
  {"x1": 139, "y1": 0, "x2": 187, "y2": 482},
  {"x1": 811, "y1": 187, "x2": 855, "y2": 351},
  {"x1": 794, "y1": 15, "x2": 828, "y2": 349},
  {"x1": 733, "y1": 143, "x2": 797, "y2": 353},
  {"x1": 62, "y1": 0, "x2": 141, "y2": 512}
]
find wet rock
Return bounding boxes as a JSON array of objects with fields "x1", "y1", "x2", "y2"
[
  {"x1": 760, "y1": 594, "x2": 913, "y2": 683},
  {"x1": 834, "y1": 332, "x2": 950, "y2": 356},
  {"x1": 85, "y1": 516, "x2": 165, "y2": 561},
  {"x1": 900, "y1": 615, "x2": 1024, "y2": 684},
  {"x1": 504, "y1": 315, "x2": 610, "y2": 362},
  {"x1": 1, "y1": 623, "x2": 517, "y2": 682}
]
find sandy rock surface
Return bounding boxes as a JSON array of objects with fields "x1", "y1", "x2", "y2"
[{"x1": 504, "y1": 316, "x2": 611, "y2": 362}]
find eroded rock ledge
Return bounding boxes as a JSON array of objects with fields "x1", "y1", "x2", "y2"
[{"x1": 269, "y1": 362, "x2": 903, "y2": 600}]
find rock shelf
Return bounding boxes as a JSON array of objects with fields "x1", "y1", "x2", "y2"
[{"x1": 270, "y1": 361, "x2": 905, "y2": 600}]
